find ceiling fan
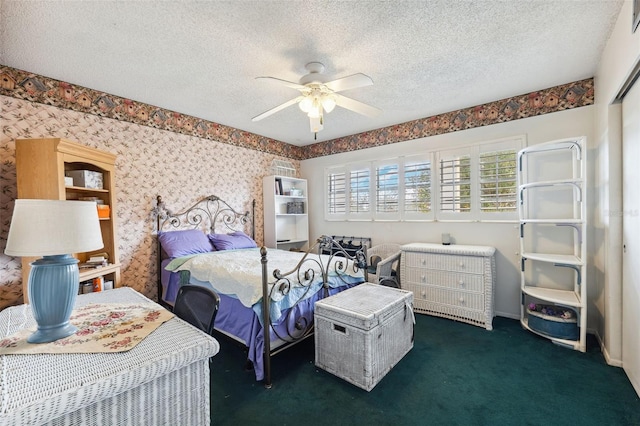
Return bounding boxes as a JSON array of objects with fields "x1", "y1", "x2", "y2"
[{"x1": 252, "y1": 62, "x2": 381, "y2": 137}]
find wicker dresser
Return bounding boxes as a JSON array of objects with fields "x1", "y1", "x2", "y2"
[
  {"x1": 0, "y1": 287, "x2": 219, "y2": 426},
  {"x1": 400, "y1": 243, "x2": 496, "y2": 330}
]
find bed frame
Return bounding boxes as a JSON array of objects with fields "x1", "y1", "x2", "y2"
[
  {"x1": 154, "y1": 194, "x2": 256, "y2": 307},
  {"x1": 154, "y1": 194, "x2": 367, "y2": 388}
]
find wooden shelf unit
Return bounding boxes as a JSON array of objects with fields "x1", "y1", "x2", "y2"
[{"x1": 15, "y1": 138, "x2": 121, "y2": 302}]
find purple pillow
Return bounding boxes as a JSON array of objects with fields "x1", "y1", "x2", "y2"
[
  {"x1": 158, "y1": 229, "x2": 214, "y2": 258},
  {"x1": 208, "y1": 230, "x2": 257, "y2": 251}
]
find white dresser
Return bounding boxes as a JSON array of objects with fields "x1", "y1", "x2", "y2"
[{"x1": 400, "y1": 243, "x2": 496, "y2": 330}]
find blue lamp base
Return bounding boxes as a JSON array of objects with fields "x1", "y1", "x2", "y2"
[{"x1": 27, "y1": 254, "x2": 79, "y2": 344}]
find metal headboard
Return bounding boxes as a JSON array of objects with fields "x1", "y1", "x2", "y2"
[
  {"x1": 155, "y1": 195, "x2": 255, "y2": 237},
  {"x1": 154, "y1": 194, "x2": 256, "y2": 305}
]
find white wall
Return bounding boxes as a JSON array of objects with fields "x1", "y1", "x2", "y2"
[
  {"x1": 594, "y1": 0, "x2": 640, "y2": 367},
  {"x1": 301, "y1": 106, "x2": 595, "y2": 320}
]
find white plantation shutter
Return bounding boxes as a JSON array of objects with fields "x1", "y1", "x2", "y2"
[
  {"x1": 476, "y1": 137, "x2": 523, "y2": 219},
  {"x1": 375, "y1": 161, "x2": 399, "y2": 220},
  {"x1": 479, "y1": 149, "x2": 517, "y2": 212},
  {"x1": 439, "y1": 152, "x2": 471, "y2": 214},
  {"x1": 324, "y1": 135, "x2": 522, "y2": 221},
  {"x1": 350, "y1": 167, "x2": 371, "y2": 215},
  {"x1": 403, "y1": 155, "x2": 433, "y2": 220},
  {"x1": 327, "y1": 170, "x2": 346, "y2": 215}
]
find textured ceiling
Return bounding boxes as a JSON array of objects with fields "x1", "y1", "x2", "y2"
[{"x1": 0, "y1": 1, "x2": 623, "y2": 146}]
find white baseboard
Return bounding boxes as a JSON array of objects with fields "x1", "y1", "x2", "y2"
[
  {"x1": 594, "y1": 329, "x2": 623, "y2": 367},
  {"x1": 495, "y1": 311, "x2": 520, "y2": 320}
]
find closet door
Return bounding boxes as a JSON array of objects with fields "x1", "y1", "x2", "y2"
[{"x1": 622, "y1": 76, "x2": 640, "y2": 396}]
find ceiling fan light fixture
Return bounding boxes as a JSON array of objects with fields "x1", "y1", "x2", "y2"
[
  {"x1": 309, "y1": 115, "x2": 323, "y2": 133},
  {"x1": 307, "y1": 98, "x2": 322, "y2": 118},
  {"x1": 321, "y1": 95, "x2": 336, "y2": 113},
  {"x1": 298, "y1": 97, "x2": 313, "y2": 113},
  {"x1": 253, "y1": 61, "x2": 379, "y2": 138}
]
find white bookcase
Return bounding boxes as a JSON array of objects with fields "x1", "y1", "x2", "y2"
[
  {"x1": 517, "y1": 137, "x2": 587, "y2": 352},
  {"x1": 263, "y1": 175, "x2": 309, "y2": 251}
]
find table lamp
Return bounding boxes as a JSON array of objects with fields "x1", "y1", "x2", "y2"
[{"x1": 5, "y1": 199, "x2": 104, "y2": 343}]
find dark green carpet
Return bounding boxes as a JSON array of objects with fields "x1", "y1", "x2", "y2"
[{"x1": 210, "y1": 315, "x2": 640, "y2": 426}]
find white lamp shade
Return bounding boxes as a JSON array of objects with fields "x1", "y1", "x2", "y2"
[
  {"x1": 5, "y1": 199, "x2": 104, "y2": 257},
  {"x1": 322, "y1": 96, "x2": 336, "y2": 113},
  {"x1": 298, "y1": 97, "x2": 312, "y2": 113}
]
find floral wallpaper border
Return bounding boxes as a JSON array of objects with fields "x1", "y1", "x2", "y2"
[
  {"x1": 0, "y1": 65, "x2": 304, "y2": 160},
  {"x1": 304, "y1": 78, "x2": 593, "y2": 158},
  {"x1": 0, "y1": 65, "x2": 593, "y2": 161}
]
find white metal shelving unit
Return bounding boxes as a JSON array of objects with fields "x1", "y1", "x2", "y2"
[
  {"x1": 263, "y1": 175, "x2": 309, "y2": 251},
  {"x1": 517, "y1": 137, "x2": 587, "y2": 352}
]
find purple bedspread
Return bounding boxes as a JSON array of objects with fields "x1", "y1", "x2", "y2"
[{"x1": 161, "y1": 258, "x2": 181, "y2": 304}]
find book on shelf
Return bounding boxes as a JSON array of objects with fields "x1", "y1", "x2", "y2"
[
  {"x1": 275, "y1": 178, "x2": 283, "y2": 195},
  {"x1": 79, "y1": 263, "x2": 105, "y2": 270},
  {"x1": 79, "y1": 256, "x2": 108, "y2": 269},
  {"x1": 92, "y1": 276, "x2": 104, "y2": 292}
]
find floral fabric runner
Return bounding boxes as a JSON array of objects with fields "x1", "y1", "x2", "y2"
[{"x1": 0, "y1": 303, "x2": 174, "y2": 354}]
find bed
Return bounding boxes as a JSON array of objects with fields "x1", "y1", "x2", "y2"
[{"x1": 153, "y1": 195, "x2": 367, "y2": 388}]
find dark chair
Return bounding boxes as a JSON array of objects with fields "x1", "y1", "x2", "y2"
[{"x1": 173, "y1": 285, "x2": 220, "y2": 337}]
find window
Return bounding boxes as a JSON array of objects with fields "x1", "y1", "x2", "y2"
[
  {"x1": 325, "y1": 164, "x2": 372, "y2": 220},
  {"x1": 372, "y1": 156, "x2": 433, "y2": 221},
  {"x1": 475, "y1": 138, "x2": 522, "y2": 219},
  {"x1": 327, "y1": 170, "x2": 346, "y2": 215},
  {"x1": 403, "y1": 156, "x2": 432, "y2": 220},
  {"x1": 479, "y1": 149, "x2": 517, "y2": 212},
  {"x1": 439, "y1": 152, "x2": 471, "y2": 213},
  {"x1": 325, "y1": 136, "x2": 523, "y2": 222},
  {"x1": 350, "y1": 167, "x2": 370, "y2": 214},
  {"x1": 376, "y1": 163, "x2": 399, "y2": 214}
]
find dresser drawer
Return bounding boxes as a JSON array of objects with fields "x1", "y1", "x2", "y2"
[
  {"x1": 403, "y1": 268, "x2": 484, "y2": 293},
  {"x1": 403, "y1": 251, "x2": 485, "y2": 274},
  {"x1": 405, "y1": 282, "x2": 485, "y2": 312}
]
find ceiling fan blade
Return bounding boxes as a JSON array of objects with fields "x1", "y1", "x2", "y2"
[
  {"x1": 256, "y1": 76, "x2": 307, "y2": 90},
  {"x1": 324, "y1": 73, "x2": 373, "y2": 93},
  {"x1": 252, "y1": 96, "x2": 304, "y2": 122},
  {"x1": 334, "y1": 93, "x2": 381, "y2": 117}
]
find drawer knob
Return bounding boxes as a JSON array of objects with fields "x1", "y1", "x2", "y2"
[
  {"x1": 421, "y1": 259, "x2": 426, "y2": 265},
  {"x1": 421, "y1": 291, "x2": 427, "y2": 298},
  {"x1": 459, "y1": 297, "x2": 465, "y2": 304},
  {"x1": 459, "y1": 261, "x2": 465, "y2": 268},
  {"x1": 459, "y1": 280, "x2": 465, "y2": 287},
  {"x1": 421, "y1": 275, "x2": 426, "y2": 282}
]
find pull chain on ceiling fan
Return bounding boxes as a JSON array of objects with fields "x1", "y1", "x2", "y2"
[{"x1": 252, "y1": 62, "x2": 381, "y2": 138}]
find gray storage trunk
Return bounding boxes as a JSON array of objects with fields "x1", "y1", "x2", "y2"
[{"x1": 314, "y1": 283, "x2": 414, "y2": 391}]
